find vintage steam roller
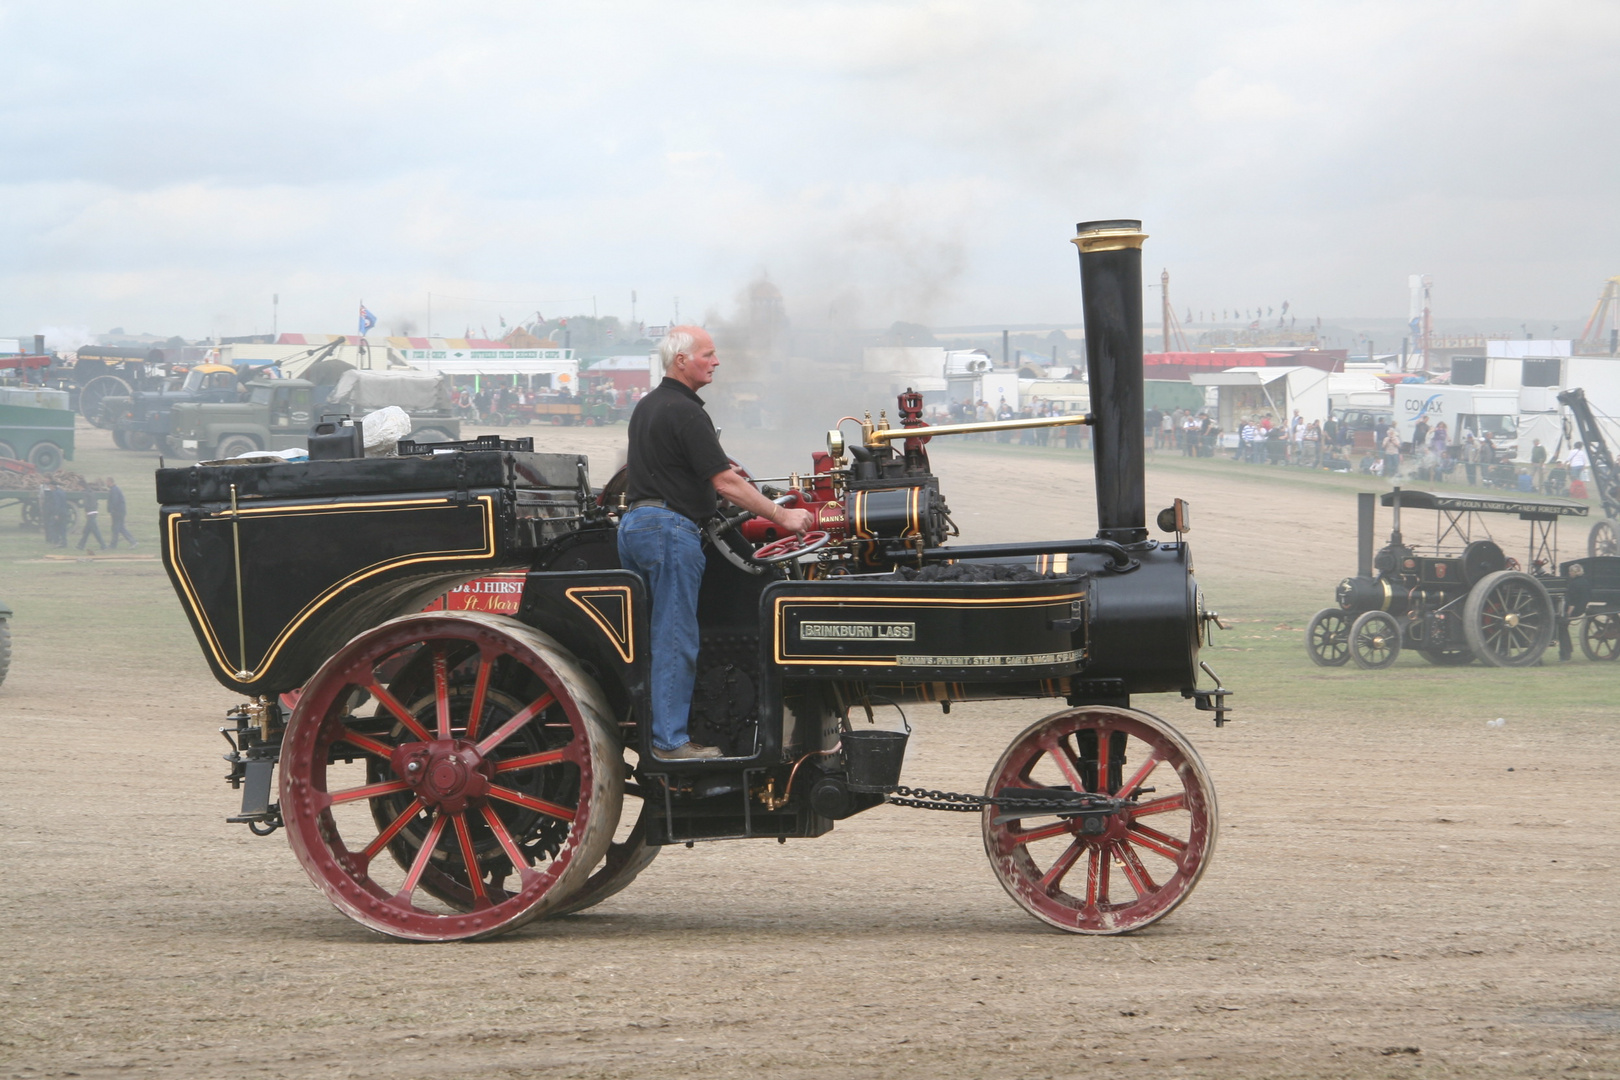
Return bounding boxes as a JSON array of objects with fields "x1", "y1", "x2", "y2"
[{"x1": 157, "y1": 220, "x2": 1231, "y2": 941}]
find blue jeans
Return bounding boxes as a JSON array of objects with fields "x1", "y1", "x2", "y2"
[{"x1": 617, "y1": 506, "x2": 707, "y2": 752}]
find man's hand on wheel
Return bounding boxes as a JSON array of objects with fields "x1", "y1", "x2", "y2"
[
  {"x1": 775, "y1": 507, "x2": 815, "y2": 535},
  {"x1": 710, "y1": 468, "x2": 816, "y2": 534}
]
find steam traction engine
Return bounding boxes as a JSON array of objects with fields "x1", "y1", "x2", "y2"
[
  {"x1": 1305, "y1": 487, "x2": 1620, "y2": 668},
  {"x1": 158, "y1": 221, "x2": 1232, "y2": 942}
]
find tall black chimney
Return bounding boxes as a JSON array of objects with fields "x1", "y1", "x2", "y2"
[{"x1": 1074, "y1": 219, "x2": 1148, "y2": 545}]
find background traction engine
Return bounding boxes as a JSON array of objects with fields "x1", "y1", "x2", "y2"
[
  {"x1": 159, "y1": 219, "x2": 1232, "y2": 943},
  {"x1": 1306, "y1": 487, "x2": 1619, "y2": 668}
]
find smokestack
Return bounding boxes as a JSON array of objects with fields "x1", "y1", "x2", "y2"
[
  {"x1": 1073, "y1": 219, "x2": 1148, "y2": 545},
  {"x1": 33, "y1": 334, "x2": 44, "y2": 356},
  {"x1": 1357, "y1": 492, "x2": 1376, "y2": 578}
]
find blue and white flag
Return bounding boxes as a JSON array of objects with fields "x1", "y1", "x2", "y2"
[{"x1": 359, "y1": 303, "x2": 377, "y2": 336}]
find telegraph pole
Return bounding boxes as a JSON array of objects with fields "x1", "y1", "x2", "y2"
[{"x1": 1162, "y1": 269, "x2": 1171, "y2": 354}]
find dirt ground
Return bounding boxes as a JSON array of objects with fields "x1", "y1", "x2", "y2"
[{"x1": 1, "y1": 423, "x2": 1616, "y2": 1080}]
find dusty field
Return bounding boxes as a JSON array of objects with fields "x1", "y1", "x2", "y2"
[{"x1": 1, "y1": 422, "x2": 1616, "y2": 1080}]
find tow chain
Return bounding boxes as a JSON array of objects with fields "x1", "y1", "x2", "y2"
[{"x1": 886, "y1": 784, "x2": 1131, "y2": 817}]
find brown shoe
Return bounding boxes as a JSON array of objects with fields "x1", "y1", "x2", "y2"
[{"x1": 652, "y1": 741, "x2": 723, "y2": 761}]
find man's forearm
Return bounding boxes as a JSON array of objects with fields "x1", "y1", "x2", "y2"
[{"x1": 711, "y1": 470, "x2": 783, "y2": 523}]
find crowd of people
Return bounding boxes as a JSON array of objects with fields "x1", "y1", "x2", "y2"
[
  {"x1": 450, "y1": 382, "x2": 642, "y2": 423},
  {"x1": 36, "y1": 477, "x2": 136, "y2": 551},
  {"x1": 942, "y1": 397, "x2": 1089, "y2": 447},
  {"x1": 1173, "y1": 406, "x2": 1596, "y2": 496}
]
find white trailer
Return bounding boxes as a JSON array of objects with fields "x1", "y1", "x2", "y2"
[{"x1": 1392, "y1": 384, "x2": 1519, "y2": 446}]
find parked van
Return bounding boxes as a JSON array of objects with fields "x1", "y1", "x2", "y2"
[{"x1": 1392, "y1": 385, "x2": 1519, "y2": 449}]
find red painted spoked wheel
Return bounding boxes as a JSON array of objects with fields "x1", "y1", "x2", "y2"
[
  {"x1": 280, "y1": 612, "x2": 623, "y2": 941},
  {"x1": 982, "y1": 706, "x2": 1217, "y2": 934}
]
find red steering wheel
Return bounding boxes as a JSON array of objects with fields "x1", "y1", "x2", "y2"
[{"x1": 753, "y1": 530, "x2": 831, "y2": 564}]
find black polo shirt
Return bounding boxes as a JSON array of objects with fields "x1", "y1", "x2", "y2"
[{"x1": 625, "y1": 377, "x2": 732, "y2": 522}]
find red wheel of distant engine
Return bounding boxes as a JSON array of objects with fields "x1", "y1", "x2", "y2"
[
  {"x1": 280, "y1": 612, "x2": 623, "y2": 941},
  {"x1": 982, "y1": 706, "x2": 1217, "y2": 934}
]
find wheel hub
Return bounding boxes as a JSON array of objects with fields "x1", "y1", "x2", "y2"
[
  {"x1": 392, "y1": 739, "x2": 493, "y2": 814},
  {"x1": 1503, "y1": 613, "x2": 1520, "y2": 628}
]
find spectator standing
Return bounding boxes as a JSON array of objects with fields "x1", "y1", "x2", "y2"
[
  {"x1": 1381, "y1": 427, "x2": 1402, "y2": 479},
  {"x1": 76, "y1": 489, "x2": 106, "y2": 551},
  {"x1": 40, "y1": 478, "x2": 68, "y2": 547},
  {"x1": 1430, "y1": 421, "x2": 1448, "y2": 458},
  {"x1": 1530, "y1": 439, "x2": 1548, "y2": 489},
  {"x1": 1412, "y1": 416, "x2": 1430, "y2": 454},
  {"x1": 1183, "y1": 413, "x2": 1199, "y2": 456},
  {"x1": 1240, "y1": 418, "x2": 1258, "y2": 462},
  {"x1": 106, "y1": 478, "x2": 136, "y2": 548},
  {"x1": 1568, "y1": 442, "x2": 1589, "y2": 483},
  {"x1": 1463, "y1": 435, "x2": 1479, "y2": 486},
  {"x1": 1292, "y1": 416, "x2": 1307, "y2": 464},
  {"x1": 1304, "y1": 420, "x2": 1321, "y2": 467}
]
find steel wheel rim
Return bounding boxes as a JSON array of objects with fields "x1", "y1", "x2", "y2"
[
  {"x1": 281, "y1": 613, "x2": 619, "y2": 941},
  {"x1": 1307, "y1": 609, "x2": 1351, "y2": 666},
  {"x1": 1582, "y1": 613, "x2": 1620, "y2": 661},
  {"x1": 983, "y1": 707, "x2": 1216, "y2": 935},
  {"x1": 548, "y1": 795, "x2": 659, "y2": 918},
  {"x1": 1592, "y1": 521, "x2": 1617, "y2": 558},
  {"x1": 1351, "y1": 612, "x2": 1399, "y2": 669},
  {"x1": 1478, "y1": 581, "x2": 1548, "y2": 662}
]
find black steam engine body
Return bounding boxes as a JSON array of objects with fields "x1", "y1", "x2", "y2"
[
  {"x1": 1306, "y1": 487, "x2": 1620, "y2": 669},
  {"x1": 157, "y1": 221, "x2": 1231, "y2": 942}
]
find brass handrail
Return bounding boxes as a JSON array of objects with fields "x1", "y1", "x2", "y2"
[{"x1": 864, "y1": 413, "x2": 1093, "y2": 447}]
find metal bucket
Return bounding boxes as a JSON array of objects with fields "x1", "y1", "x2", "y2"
[{"x1": 843, "y1": 721, "x2": 910, "y2": 793}]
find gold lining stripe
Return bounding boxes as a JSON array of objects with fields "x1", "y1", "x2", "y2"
[
  {"x1": 564, "y1": 586, "x2": 635, "y2": 664},
  {"x1": 231, "y1": 497, "x2": 458, "y2": 516},
  {"x1": 165, "y1": 495, "x2": 497, "y2": 684}
]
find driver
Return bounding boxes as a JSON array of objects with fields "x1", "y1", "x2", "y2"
[{"x1": 619, "y1": 326, "x2": 815, "y2": 761}]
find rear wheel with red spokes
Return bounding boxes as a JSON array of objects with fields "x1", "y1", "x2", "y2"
[
  {"x1": 982, "y1": 706, "x2": 1217, "y2": 934},
  {"x1": 280, "y1": 612, "x2": 623, "y2": 941}
]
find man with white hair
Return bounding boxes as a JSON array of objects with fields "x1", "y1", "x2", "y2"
[{"x1": 620, "y1": 326, "x2": 815, "y2": 760}]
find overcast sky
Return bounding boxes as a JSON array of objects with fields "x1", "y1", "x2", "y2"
[{"x1": 2, "y1": 1, "x2": 1616, "y2": 342}]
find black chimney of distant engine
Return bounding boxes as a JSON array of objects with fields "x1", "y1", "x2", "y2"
[{"x1": 1074, "y1": 219, "x2": 1148, "y2": 545}]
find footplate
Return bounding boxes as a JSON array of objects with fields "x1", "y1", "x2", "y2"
[{"x1": 220, "y1": 698, "x2": 284, "y2": 835}]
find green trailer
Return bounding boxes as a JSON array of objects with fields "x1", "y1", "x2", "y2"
[{"x1": 0, "y1": 388, "x2": 75, "y2": 472}]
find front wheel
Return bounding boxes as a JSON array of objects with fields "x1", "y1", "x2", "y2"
[
  {"x1": 1349, "y1": 610, "x2": 1401, "y2": 669},
  {"x1": 280, "y1": 613, "x2": 624, "y2": 941},
  {"x1": 1581, "y1": 613, "x2": 1620, "y2": 661},
  {"x1": 1305, "y1": 608, "x2": 1351, "y2": 667},
  {"x1": 215, "y1": 435, "x2": 258, "y2": 459},
  {"x1": 982, "y1": 706, "x2": 1217, "y2": 934}
]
